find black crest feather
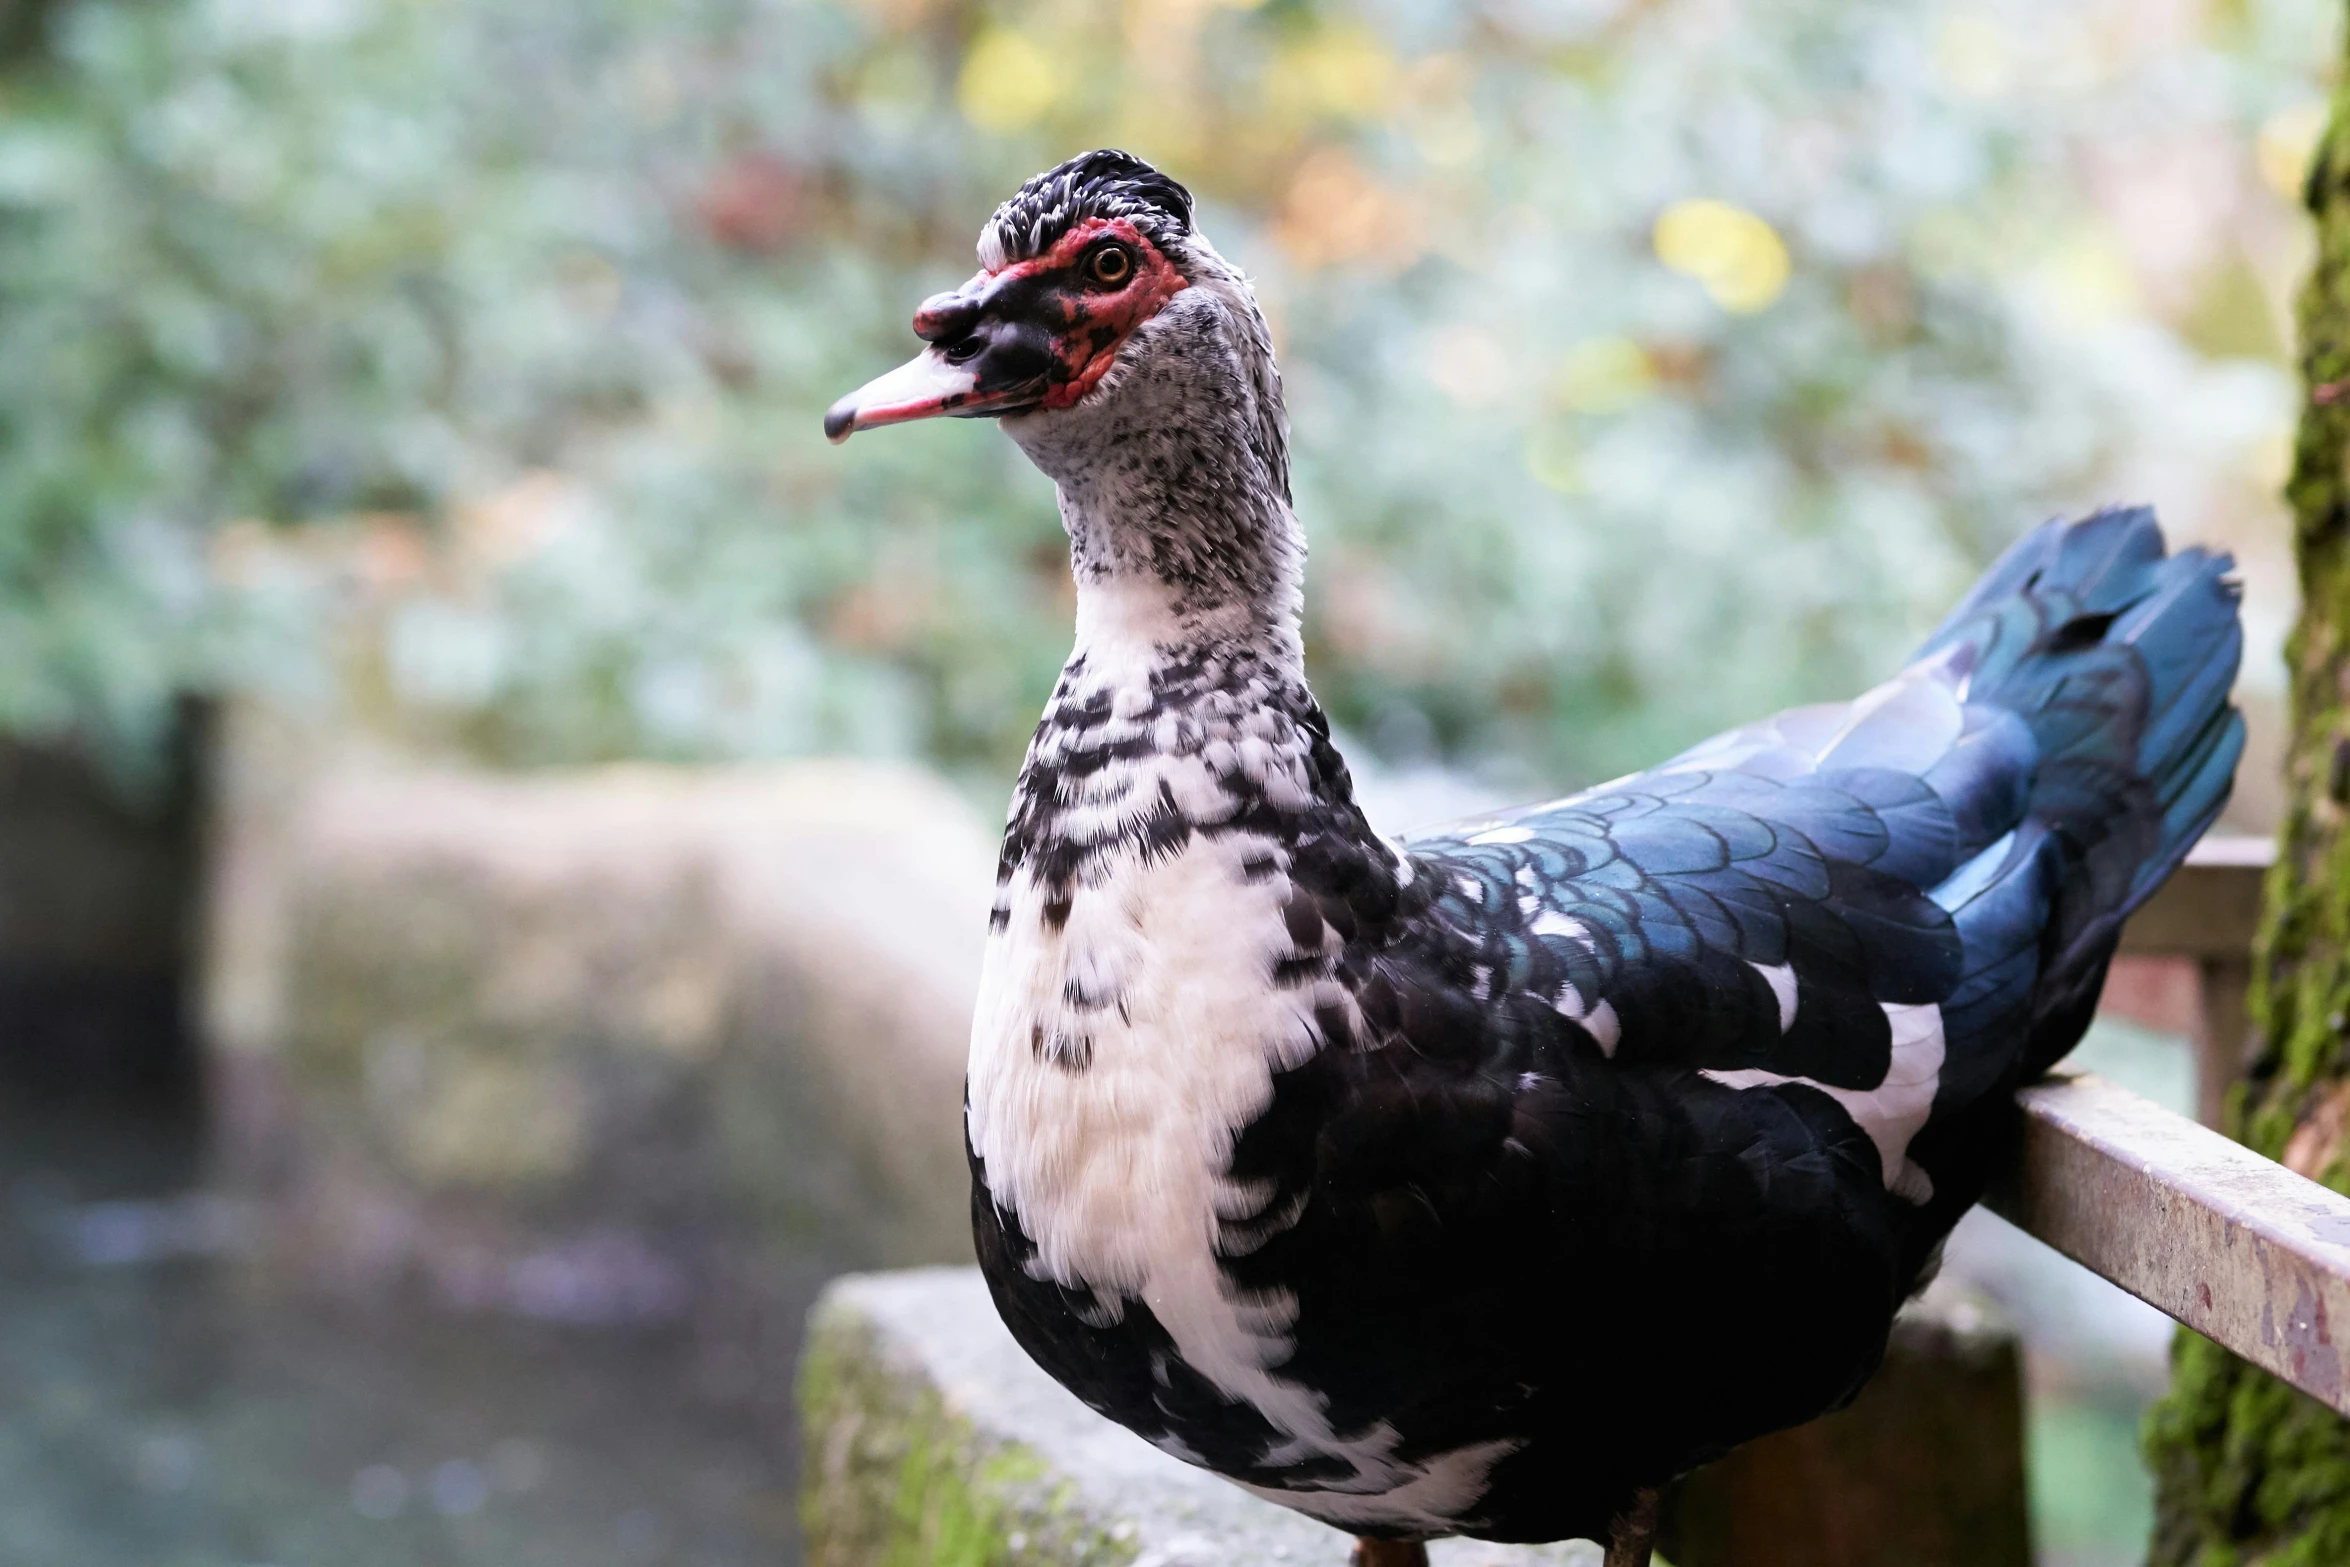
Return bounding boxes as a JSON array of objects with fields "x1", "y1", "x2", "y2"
[{"x1": 980, "y1": 149, "x2": 1194, "y2": 269}]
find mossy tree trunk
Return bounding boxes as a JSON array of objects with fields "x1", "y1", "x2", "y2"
[{"x1": 2142, "y1": 66, "x2": 2350, "y2": 1567}]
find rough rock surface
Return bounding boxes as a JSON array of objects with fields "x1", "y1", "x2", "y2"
[
  {"x1": 799, "y1": 1267, "x2": 1602, "y2": 1567},
  {"x1": 207, "y1": 738, "x2": 996, "y2": 1317}
]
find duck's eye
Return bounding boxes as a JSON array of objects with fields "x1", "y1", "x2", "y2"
[{"x1": 1087, "y1": 245, "x2": 1133, "y2": 286}]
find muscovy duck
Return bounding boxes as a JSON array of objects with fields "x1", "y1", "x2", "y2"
[{"x1": 825, "y1": 150, "x2": 2245, "y2": 1566}]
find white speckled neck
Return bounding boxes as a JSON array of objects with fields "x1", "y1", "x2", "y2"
[{"x1": 1007, "y1": 253, "x2": 1300, "y2": 639}]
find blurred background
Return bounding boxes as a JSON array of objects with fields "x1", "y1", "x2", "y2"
[{"x1": 0, "y1": 0, "x2": 2334, "y2": 1562}]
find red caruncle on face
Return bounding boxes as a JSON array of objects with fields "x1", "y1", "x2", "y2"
[
  {"x1": 944, "y1": 217, "x2": 1189, "y2": 410},
  {"x1": 827, "y1": 216, "x2": 1188, "y2": 441}
]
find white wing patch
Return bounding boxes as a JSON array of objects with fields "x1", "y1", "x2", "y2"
[
  {"x1": 1529, "y1": 909, "x2": 1592, "y2": 944},
  {"x1": 1583, "y1": 998, "x2": 1622, "y2": 1055},
  {"x1": 1551, "y1": 982, "x2": 1620, "y2": 1055},
  {"x1": 1749, "y1": 960, "x2": 1799, "y2": 1033},
  {"x1": 1702, "y1": 1001, "x2": 1945, "y2": 1204},
  {"x1": 1535, "y1": 904, "x2": 1613, "y2": 1053}
]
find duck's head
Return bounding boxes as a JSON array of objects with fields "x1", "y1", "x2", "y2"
[
  {"x1": 831, "y1": 150, "x2": 1294, "y2": 625},
  {"x1": 827, "y1": 152, "x2": 1279, "y2": 455},
  {"x1": 822, "y1": 150, "x2": 1192, "y2": 443}
]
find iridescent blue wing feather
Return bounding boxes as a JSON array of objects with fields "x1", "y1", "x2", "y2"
[{"x1": 1406, "y1": 506, "x2": 2243, "y2": 1192}]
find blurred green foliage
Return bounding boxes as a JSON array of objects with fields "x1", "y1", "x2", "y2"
[{"x1": 0, "y1": 0, "x2": 2328, "y2": 793}]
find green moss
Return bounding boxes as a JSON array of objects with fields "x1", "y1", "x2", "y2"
[
  {"x1": 796, "y1": 1299, "x2": 1138, "y2": 1567},
  {"x1": 2147, "y1": 1332, "x2": 2350, "y2": 1565},
  {"x1": 2143, "y1": 69, "x2": 2350, "y2": 1567}
]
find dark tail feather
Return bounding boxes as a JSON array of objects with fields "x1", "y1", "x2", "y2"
[{"x1": 1914, "y1": 506, "x2": 2244, "y2": 1073}]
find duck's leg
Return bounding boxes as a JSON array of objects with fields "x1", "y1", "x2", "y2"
[
  {"x1": 1350, "y1": 1539, "x2": 1429, "y2": 1567},
  {"x1": 1605, "y1": 1488, "x2": 1660, "y2": 1567}
]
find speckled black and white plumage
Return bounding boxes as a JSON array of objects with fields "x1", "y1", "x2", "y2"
[
  {"x1": 842, "y1": 151, "x2": 2248, "y2": 1550},
  {"x1": 977, "y1": 148, "x2": 1196, "y2": 270}
]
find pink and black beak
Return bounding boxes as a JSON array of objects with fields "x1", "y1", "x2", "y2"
[
  {"x1": 825, "y1": 217, "x2": 1188, "y2": 443},
  {"x1": 823, "y1": 280, "x2": 1055, "y2": 441}
]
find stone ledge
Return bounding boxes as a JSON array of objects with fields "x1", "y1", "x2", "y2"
[{"x1": 799, "y1": 1267, "x2": 1601, "y2": 1567}]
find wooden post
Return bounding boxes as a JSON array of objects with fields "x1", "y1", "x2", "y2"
[
  {"x1": 2113, "y1": 835, "x2": 2271, "y2": 1129},
  {"x1": 0, "y1": 701, "x2": 210, "y2": 1117},
  {"x1": 2194, "y1": 955, "x2": 2254, "y2": 1131}
]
